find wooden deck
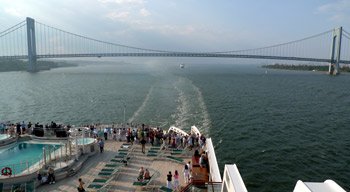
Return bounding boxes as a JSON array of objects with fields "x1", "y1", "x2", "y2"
[
  {"x1": 36, "y1": 139, "x2": 191, "y2": 192},
  {"x1": 191, "y1": 156, "x2": 209, "y2": 185}
]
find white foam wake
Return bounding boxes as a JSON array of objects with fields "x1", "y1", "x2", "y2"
[
  {"x1": 173, "y1": 78, "x2": 191, "y2": 129},
  {"x1": 192, "y1": 83, "x2": 211, "y2": 135},
  {"x1": 172, "y1": 77, "x2": 211, "y2": 134},
  {"x1": 128, "y1": 86, "x2": 154, "y2": 123}
]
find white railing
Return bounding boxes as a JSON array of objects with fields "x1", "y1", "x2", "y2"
[
  {"x1": 206, "y1": 138, "x2": 222, "y2": 183},
  {"x1": 221, "y1": 164, "x2": 247, "y2": 192},
  {"x1": 191, "y1": 125, "x2": 201, "y2": 136},
  {"x1": 293, "y1": 180, "x2": 346, "y2": 192},
  {"x1": 169, "y1": 126, "x2": 189, "y2": 136}
]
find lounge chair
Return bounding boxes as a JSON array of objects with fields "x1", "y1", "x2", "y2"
[
  {"x1": 133, "y1": 174, "x2": 154, "y2": 186},
  {"x1": 159, "y1": 186, "x2": 173, "y2": 192}
]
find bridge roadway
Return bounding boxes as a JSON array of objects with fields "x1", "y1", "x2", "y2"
[{"x1": 1, "y1": 53, "x2": 350, "y2": 64}]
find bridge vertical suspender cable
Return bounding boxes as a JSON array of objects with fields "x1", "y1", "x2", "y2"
[
  {"x1": 1, "y1": 18, "x2": 350, "y2": 71},
  {"x1": 341, "y1": 30, "x2": 350, "y2": 63}
]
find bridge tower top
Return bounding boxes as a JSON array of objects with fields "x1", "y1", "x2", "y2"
[
  {"x1": 329, "y1": 27, "x2": 342, "y2": 75},
  {"x1": 26, "y1": 17, "x2": 37, "y2": 72}
]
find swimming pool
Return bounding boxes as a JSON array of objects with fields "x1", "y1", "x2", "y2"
[
  {"x1": 75, "y1": 138, "x2": 96, "y2": 145},
  {"x1": 0, "y1": 134, "x2": 10, "y2": 140},
  {"x1": 0, "y1": 142, "x2": 61, "y2": 175}
]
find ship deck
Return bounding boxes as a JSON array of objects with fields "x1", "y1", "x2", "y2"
[{"x1": 36, "y1": 139, "x2": 193, "y2": 192}]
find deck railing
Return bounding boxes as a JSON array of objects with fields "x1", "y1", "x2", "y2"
[
  {"x1": 221, "y1": 164, "x2": 247, "y2": 192},
  {"x1": 180, "y1": 181, "x2": 222, "y2": 192}
]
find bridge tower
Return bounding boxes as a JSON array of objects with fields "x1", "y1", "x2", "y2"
[
  {"x1": 329, "y1": 27, "x2": 342, "y2": 75},
  {"x1": 26, "y1": 17, "x2": 37, "y2": 72}
]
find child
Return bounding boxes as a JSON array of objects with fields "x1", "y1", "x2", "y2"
[{"x1": 77, "y1": 178, "x2": 85, "y2": 192}]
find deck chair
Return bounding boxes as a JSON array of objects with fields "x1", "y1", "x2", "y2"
[
  {"x1": 159, "y1": 186, "x2": 173, "y2": 192},
  {"x1": 133, "y1": 173, "x2": 154, "y2": 186}
]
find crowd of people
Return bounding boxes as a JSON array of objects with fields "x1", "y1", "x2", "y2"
[
  {"x1": 96, "y1": 123, "x2": 208, "y2": 191},
  {"x1": 1, "y1": 121, "x2": 207, "y2": 151},
  {"x1": 0, "y1": 121, "x2": 70, "y2": 137},
  {"x1": 104, "y1": 123, "x2": 208, "y2": 151},
  {"x1": 2, "y1": 120, "x2": 208, "y2": 191}
]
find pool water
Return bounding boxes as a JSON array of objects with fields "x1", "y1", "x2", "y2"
[
  {"x1": 0, "y1": 142, "x2": 61, "y2": 175},
  {"x1": 76, "y1": 138, "x2": 95, "y2": 145},
  {"x1": 0, "y1": 134, "x2": 10, "y2": 140}
]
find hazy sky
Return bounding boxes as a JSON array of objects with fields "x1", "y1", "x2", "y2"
[{"x1": 1, "y1": 0, "x2": 350, "y2": 52}]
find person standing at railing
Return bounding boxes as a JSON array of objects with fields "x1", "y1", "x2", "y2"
[
  {"x1": 141, "y1": 137, "x2": 146, "y2": 153},
  {"x1": 16, "y1": 122, "x2": 21, "y2": 136},
  {"x1": 113, "y1": 127, "x2": 117, "y2": 140},
  {"x1": 149, "y1": 130, "x2": 154, "y2": 146},
  {"x1": 103, "y1": 127, "x2": 108, "y2": 140}
]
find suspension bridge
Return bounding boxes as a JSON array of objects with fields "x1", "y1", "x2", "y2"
[{"x1": 1, "y1": 17, "x2": 350, "y2": 74}]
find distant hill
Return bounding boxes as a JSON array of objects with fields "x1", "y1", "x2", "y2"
[
  {"x1": 0, "y1": 59, "x2": 77, "y2": 72},
  {"x1": 262, "y1": 63, "x2": 350, "y2": 73}
]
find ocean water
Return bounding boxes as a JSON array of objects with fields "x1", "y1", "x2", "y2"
[{"x1": 0, "y1": 61, "x2": 349, "y2": 191}]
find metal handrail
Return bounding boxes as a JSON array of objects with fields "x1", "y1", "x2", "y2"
[{"x1": 180, "y1": 181, "x2": 222, "y2": 192}]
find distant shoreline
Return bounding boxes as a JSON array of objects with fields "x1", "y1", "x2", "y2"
[
  {"x1": 262, "y1": 63, "x2": 350, "y2": 73},
  {"x1": 0, "y1": 59, "x2": 78, "y2": 72}
]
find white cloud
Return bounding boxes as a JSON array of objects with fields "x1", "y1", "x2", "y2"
[
  {"x1": 149, "y1": 24, "x2": 196, "y2": 36},
  {"x1": 329, "y1": 14, "x2": 346, "y2": 22},
  {"x1": 98, "y1": 0, "x2": 144, "y2": 4},
  {"x1": 317, "y1": 0, "x2": 350, "y2": 12},
  {"x1": 4, "y1": 7, "x2": 24, "y2": 17},
  {"x1": 106, "y1": 11, "x2": 130, "y2": 20},
  {"x1": 179, "y1": 25, "x2": 195, "y2": 35},
  {"x1": 316, "y1": 0, "x2": 350, "y2": 22},
  {"x1": 139, "y1": 8, "x2": 150, "y2": 17},
  {"x1": 0, "y1": 0, "x2": 259, "y2": 51}
]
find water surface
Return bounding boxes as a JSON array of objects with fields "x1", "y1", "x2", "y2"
[{"x1": 0, "y1": 62, "x2": 349, "y2": 191}]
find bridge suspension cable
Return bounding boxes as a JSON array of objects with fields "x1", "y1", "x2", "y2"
[
  {"x1": 204, "y1": 29, "x2": 334, "y2": 65},
  {"x1": 341, "y1": 30, "x2": 350, "y2": 63},
  {"x1": 343, "y1": 30, "x2": 350, "y2": 36},
  {"x1": 0, "y1": 20, "x2": 26, "y2": 35},
  {"x1": 34, "y1": 21, "x2": 171, "y2": 57},
  {"x1": 1, "y1": 17, "x2": 350, "y2": 67},
  {"x1": 0, "y1": 20, "x2": 27, "y2": 58},
  {"x1": 210, "y1": 29, "x2": 333, "y2": 54},
  {"x1": 32, "y1": 20, "x2": 336, "y2": 64}
]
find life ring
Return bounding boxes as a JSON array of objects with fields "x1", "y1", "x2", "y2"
[{"x1": 1, "y1": 167, "x2": 12, "y2": 176}]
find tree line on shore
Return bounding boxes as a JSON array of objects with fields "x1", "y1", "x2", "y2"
[
  {"x1": 262, "y1": 63, "x2": 350, "y2": 72},
  {"x1": 0, "y1": 59, "x2": 77, "y2": 72}
]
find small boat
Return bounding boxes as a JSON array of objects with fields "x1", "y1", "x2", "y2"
[{"x1": 180, "y1": 64, "x2": 185, "y2": 69}]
